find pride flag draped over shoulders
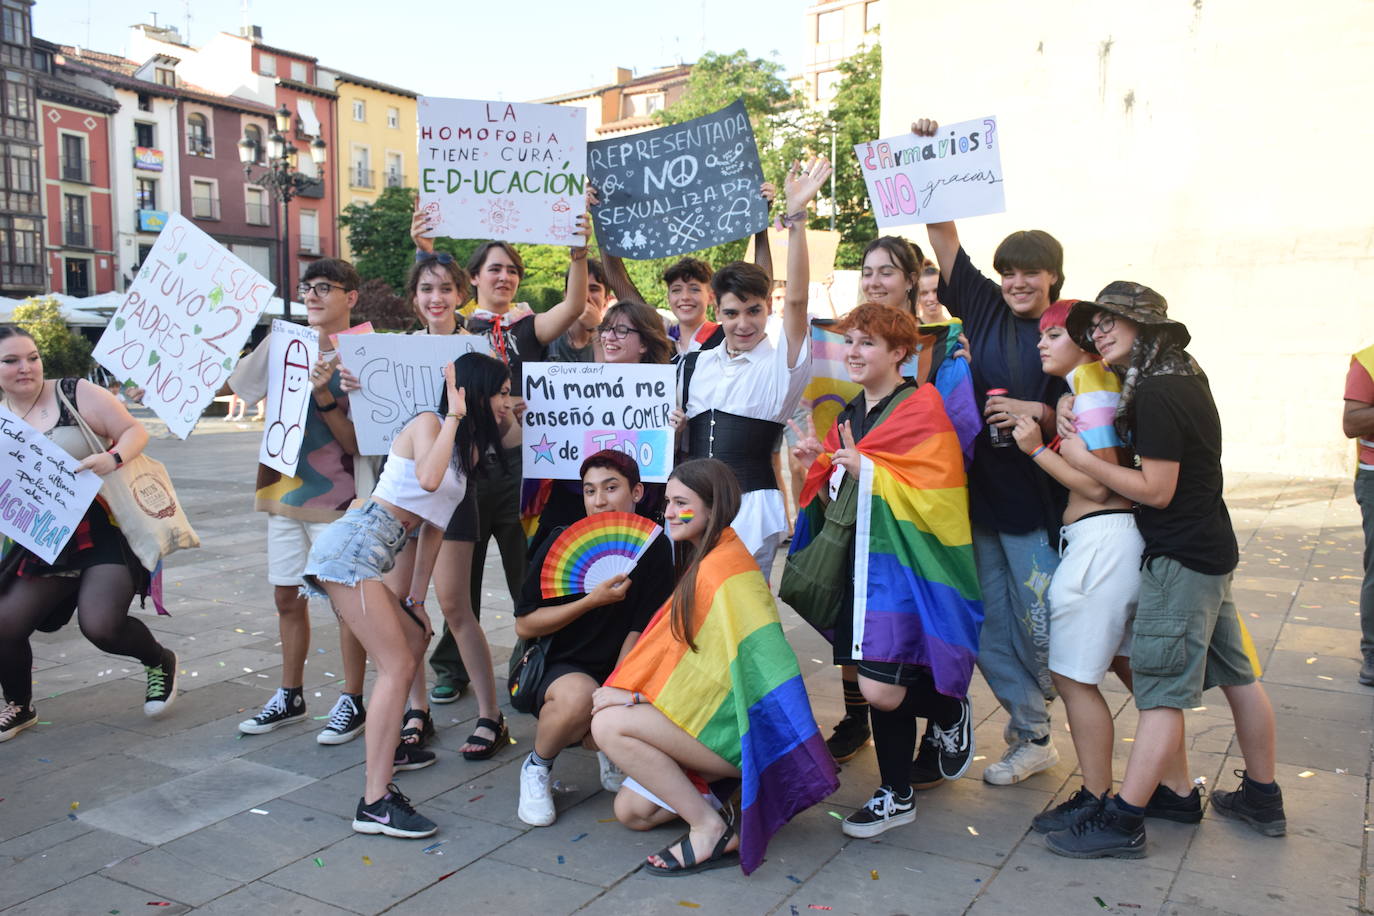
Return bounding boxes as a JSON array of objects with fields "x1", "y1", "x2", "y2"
[
  {"x1": 607, "y1": 528, "x2": 838, "y2": 875},
  {"x1": 794, "y1": 385, "x2": 982, "y2": 697},
  {"x1": 804, "y1": 319, "x2": 979, "y2": 464},
  {"x1": 1068, "y1": 361, "x2": 1124, "y2": 452}
]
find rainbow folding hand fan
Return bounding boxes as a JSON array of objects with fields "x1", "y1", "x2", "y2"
[{"x1": 540, "y1": 512, "x2": 663, "y2": 598}]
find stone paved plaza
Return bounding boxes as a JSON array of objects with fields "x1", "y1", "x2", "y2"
[{"x1": 1, "y1": 418, "x2": 1370, "y2": 915}]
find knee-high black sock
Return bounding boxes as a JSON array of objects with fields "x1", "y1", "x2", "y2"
[
  {"x1": 841, "y1": 674, "x2": 868, "y2": 723},
  {"x1": 871, "y1": 693, "x2": 920, "y2": 790}
]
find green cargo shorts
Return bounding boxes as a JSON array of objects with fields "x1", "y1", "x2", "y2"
[{"x1": 1131, "y1": 556, "x2": 1256, "y2": 711}]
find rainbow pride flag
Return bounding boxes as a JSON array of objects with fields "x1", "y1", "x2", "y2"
[
  {"x1": 794, "y1": 385, "x2": 982, "y2": 697},
  {"x1": 804, "y1": 319, "x2": 979, "y2": 464},
  {"x1": 607, "y1": 528, "x2": 838, "y2": 874}
]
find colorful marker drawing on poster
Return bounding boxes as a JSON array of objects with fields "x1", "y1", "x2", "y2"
[
  {"x1": 336, "y1": 333, "x2": 492, "y2": 455},
  {"x1": 417, "y1": 97, "x2": 587, "y2": 246},
  {"x1": 587, "y1": 98, "x2": 768, "y2": 260},
  {"x1": 93, "y1": 212, "x2": 274, "y2": 439},
  {"x1": 522, "y1": 362, "x2": 674, "y2": 482},
  {"x1": 855, "y1": 116, "x2": 1005, "y2": 228},
  {"x1": 259, "y1": 320, "x2": 318, "y2": 477},
  {"x1": 0, "y1": 406, "x2": 104, "y2": 563}
]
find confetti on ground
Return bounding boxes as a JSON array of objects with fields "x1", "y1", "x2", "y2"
[
  {"x1": 68, "y1": 813, "x2": 77, "y2": 821},
  {"x1": 313, "y1": 857, "x2": 325, "y2": 867},
  {"x1": 810, "y1": 658, "x2": 823, "y2": 664},
  {"x1": 70, "y1": 802, "x2": 79, "y2": 810},
  {"x1": 827, "y1": 811, "x2": 842, "y2": 820},
  {"x1": 509, "y1": 737, "x2": 517, "y2": 745},
  {"x1": 1298, "y1": 770, "x2": 1314, "y2": 778},
  {"x1": 809, "y1": 907, "x2": 833, "y2": 911},
  {"x1": 1118, "y1": 905, "x2": 1142, "y2": 909},
  {"x1": 234, "y1": 628, "x2": 245, "y2": 633},
  {"x1": 1318, "y1": 675, "x2": 1334, "y2": 681},
  {"x1": 787, "y1": 874, "x2": 802, "y2": 884},
  {"x1": 1305, "y1": 657, "x2": 1317, "y2": 664},
  {"x1": 678, "y1": 903, "x2": 700, "y2": 910},
  {"x1": 362, "y1": 856, "x2": 373, "y2": 865},
  {"x1": 37, "y1": 721, "x2": 51, "y2": 725},
  {"x1": 1094, "y1": 897, "x2": 1107, "y2": 909},
  {"x1": 249, "y1": 809, "x2": 269, "y2": 815},
  {"x1": 870, "y1": 869, "x2": 879, "y2": 880},
  {"x1": 146, "y1": 905, "x2": 172, "y2": 909},
  {"x1": 1337, "y1": 768, "x2": 1348, "y2": 775},
  {"x1": 422, "y1": 841, "x2": 447, "y2": 854},
  {"x1": 972, "y1": 755, "x2": 985, "y2": 761},
  {"x1": 324, "y1": 672, "x2": 335, "y2": 677},
  {"x1": 1122, "y1": 737, "x2": 1134, "y2": 742},
  {"x1": 468, "y1": 794, "x2": 484, "y2": 803},
  {"x1": 967, "y1": 826, "x2": 979, "y2": 836},
  {"x1": 438, "y1": 869, "x2": 459, "y2": 881},
  {"x1": 791, "y1": 907, "x2": 801, "y2": 916},
  {"x1": 218, "y1": 662, "x2": 225, "y2": 667},
  {"x1": 557, "y1": 855, "x2": 566, "y2": 864},
  {"x1": 597, "y1": 817, "x2": 617, "y2": 823}
]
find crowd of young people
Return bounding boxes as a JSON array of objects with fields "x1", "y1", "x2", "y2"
[{"x1": 0, "y1": 127, "x2": 1290, "y2": 872}]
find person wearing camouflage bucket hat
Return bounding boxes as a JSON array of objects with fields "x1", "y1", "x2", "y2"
[{"x1": 1064, "y1": 281, "x2": 1190, "y2": 354}]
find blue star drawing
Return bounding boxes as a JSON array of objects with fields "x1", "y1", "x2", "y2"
[{"x1": 530, "y1": 433, "x2": 557, "y2": 465}]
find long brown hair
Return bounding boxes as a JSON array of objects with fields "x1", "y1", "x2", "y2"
[
  {"x1": 603, "y1": 300, "x2": 672, "y2": 365},
  {"x1": 667, "y1": 458, "x2": 741, "y2": 652}
]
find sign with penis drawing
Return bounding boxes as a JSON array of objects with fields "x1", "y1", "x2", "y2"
[
  {"x1": 855, "y1": 116, "x2": 1005, "y2": 228},
  {"x1": 417, "y1": 97, "x2": 587, "y2": 246},
  {"x1": 259, "y1": 320, "x2": 318, "y2": 477}
]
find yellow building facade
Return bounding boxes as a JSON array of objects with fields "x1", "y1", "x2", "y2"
[
  {"x1": 329, "y1": 71, "x2": 416, "y2": 260},
  {"x1": 881, "y1": 0, "x2": 1374, "y2": 478}
]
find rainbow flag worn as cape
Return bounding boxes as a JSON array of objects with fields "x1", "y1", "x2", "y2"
[
  {"x1": 794, "y1": 385, "x2": 982, "y2": 697},
  {"x1": 607, "y1": 528, "x2": 838, "y2": 874},
  {"x1": 804, "y1": 319, "x2": 979, "y2": 465}
]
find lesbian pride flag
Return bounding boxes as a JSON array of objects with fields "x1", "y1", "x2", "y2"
[{"x1": 607, "y1": 528, "x2": 837, "y2": 874}]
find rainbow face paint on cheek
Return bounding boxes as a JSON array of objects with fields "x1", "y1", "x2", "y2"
[{"x1": 677, "y1": 510, "x2": 695, "y2": 524}]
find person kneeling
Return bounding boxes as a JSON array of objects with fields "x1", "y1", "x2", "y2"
[{"x1": 512, "y1": 450, "x2": 674, "y2": 827}]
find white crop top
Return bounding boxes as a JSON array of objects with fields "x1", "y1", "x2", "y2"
[{"x1": 370, "y1": 450, "x2": 466, "y2": 528}]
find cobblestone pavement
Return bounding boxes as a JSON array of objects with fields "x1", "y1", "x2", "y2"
[{"x1": 2, "y1": 418, "x2": 1370, "y2": 915}]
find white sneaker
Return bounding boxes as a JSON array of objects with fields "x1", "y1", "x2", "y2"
[
  {"x1": 598, "y1": 751, "x2": 625, "y2": 793},
  {"x1": 518, "y1": 760, "x2": 556, "y2": 827},
  {"x1": 982, "y1": 739, "x2": 1059, "y2": 785}
]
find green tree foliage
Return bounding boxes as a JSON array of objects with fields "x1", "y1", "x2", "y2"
[{"x1": 12, "y1": 297, "x2": 92, "y2": 378}]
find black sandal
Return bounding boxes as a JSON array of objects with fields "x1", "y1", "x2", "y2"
[
  {"x1": 644, "y1": 809, "x2": 739, "y2": 877},
  {"x1": 400, "y1": 708, "x2": 434, "y2": 747},
  {"x1": 461, "y1": 714, "x2": 508, "y2": 761}
]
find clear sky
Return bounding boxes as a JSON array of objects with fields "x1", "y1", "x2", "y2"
[{"x1": 32, "y1": 0, "x2": 805, "y2": 101}]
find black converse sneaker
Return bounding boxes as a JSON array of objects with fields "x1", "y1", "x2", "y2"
[
  {"x1": 143, "y1": 648, "x2": 179, "y2": 719},
  {"x1": 933, "y1": 698, "x2": 974, "y2": 779},
  {"x1": 316, "y1": 694, "x2": 366, "y2": 745},
  {"x1": 842, "y1": 785, "x2": 917, "y2": 838},
  {"x1": 238, "y1": 687, "x2": 306, "y2": 734},
  {"x1": 352, "y1": 783, "x2": 438, "y2": 839},
  {"x1": 1032, "y1": 786, "x2": 1103, "y2": 834},
  {"x1": 1211, "y1": 769, "x2": 1286, "y2": 837},
  {"x1": 825, "y1": 715, "x2": 872, "y2": 763},
  {"x1": 1045, "y1": 796, "x2": 1147, "y2": 859},
  {"x1": 0, "y1": 701, "x2": 37, "y2": 742},
  {"x1": 910, "y1": 729, "x2": 945, "y2": 791}
]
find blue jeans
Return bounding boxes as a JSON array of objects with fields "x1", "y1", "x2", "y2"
[
  {"x1": 1357, "y1": 469, "x2": 1374, "y2": 657},
  {"x1": 972, "y1": 525, "x2": 1058, "y2": 742}
]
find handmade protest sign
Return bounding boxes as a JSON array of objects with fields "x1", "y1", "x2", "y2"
[
  {"x1": 587, "y1": 99, "x2": 768, "y2": 260},
  {"x1": 259, "y1": 320, "x2": 318, "y2": 477},
  {"x1": 336, "y1": 333, "x2": 492, "y2": 455},
  {"x1": 417, "y1": 97, "x2": 587, "y2": 246},
  {"x1": 855, "y1": 116, "x2": 1005, "y2": 228},
  {"x1": 522, "y1": 362, "x2": 675, "y2": 482},
  {"x1": 93, "y1": 212, "x2": 273, "y2": 439},
  {"x1": 0, "y1": 406, "x2": 103, "y2": 562}
]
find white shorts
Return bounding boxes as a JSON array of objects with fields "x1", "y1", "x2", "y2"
[
  {"x1": 621, "y1": 776, "x2": 722, "y2": 815},
  {"x1": 1047, "y1": 511, "x2": 1144, "y2": 685},
  {"x1": 267, "y1": 514, "x2": 335, "y2": 587}
]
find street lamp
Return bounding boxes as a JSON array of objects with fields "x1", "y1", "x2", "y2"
[{"x1": 238, "y1": 104, "x2": 327, "y2": 321}]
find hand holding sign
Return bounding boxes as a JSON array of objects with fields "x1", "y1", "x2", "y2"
[
  {"x1": 856, "y1": 116, "x2": 1004, "y2": 228},
  {"x1": 0, "y1": 407, "x2": 103, "y2": 562}
]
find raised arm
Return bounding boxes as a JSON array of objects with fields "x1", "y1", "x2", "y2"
[
  {"x1": 534, "y1": 212, "x2": 591, "y2": 345},
  {"x1": 783, "y1": 159, "x2": 832, "y2": 367},
  {"x1": 752, "y1": 181, "x2": 777, "y2": 282},
  {"x1": 910, "y1": 118, "x2": 959, "y2": 282},
  {"x1": 586, "y1": 183, "x2": 644, "y2": 303},
  {"x1": 411, "y1": 198, "x2": 435, "y2": 255},
  {"x1": 411, "y1": 364, "x2": 464, "y2": 491}
]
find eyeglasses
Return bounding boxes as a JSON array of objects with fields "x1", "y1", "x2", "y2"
[
  {"x1": 298, "y1": 281, "x2": 351, "y2": 297},
  {"x1": 598, "y1": 323, "x2": 640, "y2": 339},
  {"x1": 1087, "y1": 314, "x2": 1117, "y2": 338},
  {"x1": 415, "y1": 251, "x2": 457, "y2": 265}
]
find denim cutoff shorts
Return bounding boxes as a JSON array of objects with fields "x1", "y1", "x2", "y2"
[{"x1": 300, "y1": 501, "x2": 407, "y2": 600}]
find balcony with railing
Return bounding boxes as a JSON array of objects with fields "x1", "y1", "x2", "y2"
[
  {"x1": 63, "y1": 221, "x2": 89, "y2": 247},
  {"x1": 298, "y1": 234, "x2": 321, "y2": 255},
  {"x1": 60, "y1": 156, "x2": 94, "y2": 183},
  {"x1": 350, "y1": 167, "x2": 374, "y2": 189},
  {"x1": 245, "y1": 201, "x2": 271, "y2": 226},
  {"x1": 191, "y1": 196, "x2": 221, "y2": 220},
  {"x1": 187, "y1": 136, "x2": 213, "y2": 157},
  {"x1": 385, "y1": 171, "x2": 406, "y2": 188}
]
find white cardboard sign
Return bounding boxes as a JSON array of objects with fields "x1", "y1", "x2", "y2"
[
  {"x1": 856, "y1": 116, "x2": 1005, "y2": 228},
  {"x1": 522, "y1": 362, "x2": 675, "y2": 482},
  {"x1": 258, "y1": 320, "x2": 318, "y2": 477},
  {"x1": 0, "y1": 406, "x2": 103, "y2": 562},
  {"x1": 93, "y1": 212, "x2": 273, "y2": 438},
  {"x1": 417, "y1": 97, "x2": 587, "y2": 246},
  {"x1": 336, "y1": 333, "x2": 492, "y2": 456}
]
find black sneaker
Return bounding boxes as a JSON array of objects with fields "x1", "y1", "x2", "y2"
[
  {"x1": 1359, "y1": 653, "x2": 1374, "y2": 687},
  {"x1": 932, "y1": 698, "x2": 974, "y2": 779},
  {"x1": 826, "y1": 714, "x2": 871, "y2": 763},
  {"x1": 352, "y1": 784, "x2": 438, "y2": 838},
  {"x1": 841, "y1": 785, "x2": 916, "y2": 838},
  {"x1": 1045, "y1": 796, "x2": 1147, "y2": 859},
  {"x1": 317, "y1": 694, "x2": 366, "y2": 745},
  {"x1": 393, "y1": 743, "x2": 437, "y2": 772},
  {"x1": 910, "y1": 729, "x2": 944, "y2": 791},
  {"x1": 1211, "y1": 769, "x2": 1286, "y2": 837},
  {"x1": 238, "y1": 687, "x2": 306, "y2": 735},
  {"x1": 0, "y1": 701, "x2": 37, "y2": 742},
  {"x1": 142, "y1": 648, "x2": 179, "y2": 719},
  {"x1": 1145, "y1": 783, "x2": 1204, "y2": 824},
  {"x1": 1032, "y1": 786, "x2": 1103, "y2": 834}
]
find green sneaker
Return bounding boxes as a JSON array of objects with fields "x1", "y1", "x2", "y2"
[{"x1": 428, "y1": 682, "x2": 465, "y2": 705}]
